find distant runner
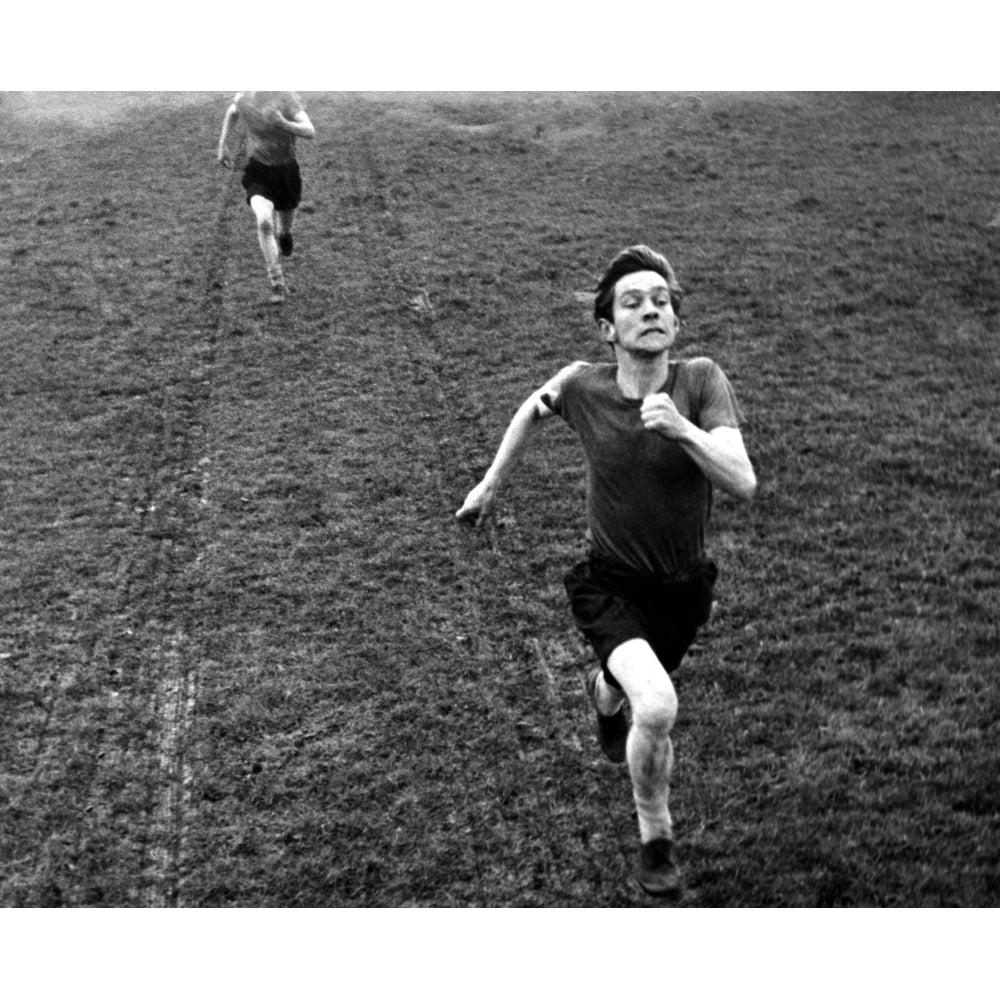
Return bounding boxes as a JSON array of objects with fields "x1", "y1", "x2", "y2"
[
  {"x1": 456, "y1": 245, "x2": 757, "y2": 897},
  {"x1": 217, "y1": 91, "x2": 315, "y2": 304}
]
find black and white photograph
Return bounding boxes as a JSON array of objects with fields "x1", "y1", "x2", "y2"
[{"x1": 1, "y1": 7, "x2": 996, "y2": 991}]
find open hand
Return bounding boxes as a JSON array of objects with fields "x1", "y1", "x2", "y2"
[{"x1": 455, "y1": 479, "x2": 497, "y2": 528}]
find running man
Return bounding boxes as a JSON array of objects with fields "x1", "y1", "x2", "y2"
[
  {"x1": 456, "y1": 245, "x2": 757, "y2": 897},
  {"x1": 217, "y1": 91, "x2": 315, "y2": 304}
]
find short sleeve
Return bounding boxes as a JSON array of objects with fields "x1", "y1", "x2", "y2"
[
  {"x1": 694, "y1": 359, "x2": 745, "y2": 430},
  {"x1": 539, "y1": 361, "x2": 589, "y2": 418}
]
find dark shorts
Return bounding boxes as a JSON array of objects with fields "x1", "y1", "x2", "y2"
[
  {"x1": 241, "y1": 157, "x2": 302, "y2": 211},
  {"x1": 564, "y1": 556, "x2": 718, "y2": 688}
]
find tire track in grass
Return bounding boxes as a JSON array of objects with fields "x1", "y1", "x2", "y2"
[
  {"x1": 330, "y1": 106, "x2": 493, "y2": 898},
  {"x1": 174, "y1": 146, "x2": 414, "y2": 903},
  {"x1": 143, "y1": 631, "x2": 197, "y2": 906},
  {"x1": 3, "y1": 136, "x2": 239, "y2": 905},
  {"x1": 138, "y1": 162, "x2": 241, "y2": 905},
  {"x1": 334, "y1": 103, "x2": 558, "y2": 900},
  {"x1": 58, "y1": 162, "x2": 239, "y2": 906},
  {"x1": 362, "y1": 112, "x2": 594, "y2": 902},
  {"x1": 3, "y1": 289, "x2": 192, "y2": 900},
  {"x1": 338, "y1": 96, "x2": 637, "y2": 902}
]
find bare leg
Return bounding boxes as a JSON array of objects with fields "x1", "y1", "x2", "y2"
[
  {"x1": 592, "y1": 670, "x2": 626, "y2": 716},
  {"x1": 605, "y1": 638, "x2": 678, "y2": 843},
  {"x1": 249, "y1": 195, "x2": 285, "y2": 292}
]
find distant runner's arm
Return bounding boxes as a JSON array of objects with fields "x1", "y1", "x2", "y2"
[
  {"x1": 269, "y1": 107, "x2": 316, "y2": 139},
  {"x1": 456, "y1": 363, "x2": 587, "y2": 526},
  {"x1": 217, "y1": 101, "x2": 239, "y2": 166}
]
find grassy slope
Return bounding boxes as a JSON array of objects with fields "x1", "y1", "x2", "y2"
[{"x1": 0, "y1": 92, "x2": 997, "y2": 906}]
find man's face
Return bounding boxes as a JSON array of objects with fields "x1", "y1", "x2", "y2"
[{"x1": 602, "y1": 270, "x2": 678, "y2": 356}]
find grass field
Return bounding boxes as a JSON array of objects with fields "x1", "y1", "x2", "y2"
[{"x1": 1, "y1": 91, "x2": 998, "y2": 907}]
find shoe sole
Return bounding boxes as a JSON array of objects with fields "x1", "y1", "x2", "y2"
[{"x1": 637, "y1": 875, "x2": 682, "y2": 899}]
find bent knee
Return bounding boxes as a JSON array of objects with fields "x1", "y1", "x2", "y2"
[
  {"x1": 607, "y1": 639, "x2": 677, "y2": 735},
  {"x1": 256, "y1": 213, "x2": 275, "y2": 237},
  {"x1": 249, "y1": 196, "x2": 275, "y2": 228},
  {"x1": 632, "y1": 687, "x2": 678, "y2": 737}
]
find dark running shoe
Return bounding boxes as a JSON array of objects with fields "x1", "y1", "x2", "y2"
[
  {"x1": 269, "y1": 280, "x2": 287, "y2": 305},
  {"x1": 637, "y1": 838, "x2": 682, "y2": 898},
  {"x1": 584, "y1": 667, "x2": 628, "y2": 764},
  {"x1": 278, "y1": 233, "x2": 294, "y2": 257}
]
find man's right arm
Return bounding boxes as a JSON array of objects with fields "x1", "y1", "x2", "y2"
[
  {"x1": 455, "y1": 362, "x2": 586, "y2": 527},
  {"x1": 217, "y1": 101, "x2": 239, "y2": 166}
]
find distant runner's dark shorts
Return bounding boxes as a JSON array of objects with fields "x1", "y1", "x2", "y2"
[
  {"x1": 564, "y1": 555, "x2": 718, "y2": 688},
  {"x1": 241, "y1": 157, "x2": 302, "y2": 211}
]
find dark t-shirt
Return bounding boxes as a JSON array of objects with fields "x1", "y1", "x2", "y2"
[{"x1": 549, "y1": 359, "x2": 744, "y2": 577}]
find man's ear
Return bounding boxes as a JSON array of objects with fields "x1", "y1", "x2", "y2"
[{"x1": 598, "y1": 319, "x2": 615, "y2": 343}]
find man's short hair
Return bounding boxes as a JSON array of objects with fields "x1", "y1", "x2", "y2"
[{"x1": 593, "y1": 245, "x2": 683, "y2": 324}]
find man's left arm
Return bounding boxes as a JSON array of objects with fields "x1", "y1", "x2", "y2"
[
  {"x1": 268, "y1": 105, "x2": 316, "y2": 139},
  {"x1": 641, "y1": 395, "x2": 757, "y2": 501}
]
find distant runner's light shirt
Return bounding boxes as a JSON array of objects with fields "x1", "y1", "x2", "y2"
[
  {"x1": 236, "y1": 91, "x2": 305, "y2": 166},
  {"x1": 550, "y1": 359, "x2": 745, "y2": 578}
]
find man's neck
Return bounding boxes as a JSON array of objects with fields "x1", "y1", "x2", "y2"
[{"x1": 614, "y1": 350, "x2": 672, "y2": 399}]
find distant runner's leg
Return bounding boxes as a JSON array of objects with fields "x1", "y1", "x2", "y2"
[
  {"x1": 276, "y1": 209, "x2": 296, "y2": 257},
  {"x1": 249, "y1": 194, "x2": 284, "y2": 290}
]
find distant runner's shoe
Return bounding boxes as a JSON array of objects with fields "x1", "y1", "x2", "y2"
[
  {"x1": 278, "y1": 233, "x2": 294, "y2": 257},
  {"x1": 269, "y1": 280, "x2": 287, "y2": 304},
  {"x1": 585, "y1": 666, "x2": 628, "y2": 763},
  {"x1": 637, "y1": 838, "x2": 682, "y2": 898}
]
